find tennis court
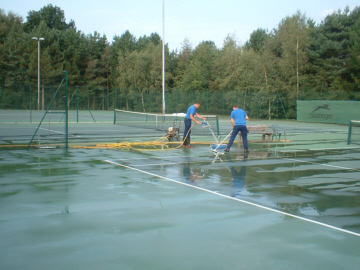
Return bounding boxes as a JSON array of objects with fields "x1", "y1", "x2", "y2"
[{"x1": 1, "y1": 117, "x2": 360, "y2": 269}]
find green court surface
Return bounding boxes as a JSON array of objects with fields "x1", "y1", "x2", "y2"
[{"x1": 1, "y1": 123, "x2": 360, "y2": 270}]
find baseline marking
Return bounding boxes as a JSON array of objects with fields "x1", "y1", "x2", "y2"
[
  {"x1": 115, "y1": 155, "x2": 195, "y2": 161},
  {"x1": 285, "y1": 158, "x2": 357, "y2": 171},
  {"x1": 105, "y1": 159, "x2": 360, "y2": 237},
  {"x1": 39, "y1": 127, "x2": 82, "y2": 138},
  {"x1": 39, "y1": 127, "x2": 65, "y2": 135}
]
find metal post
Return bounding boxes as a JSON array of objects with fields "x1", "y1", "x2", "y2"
[
  {"x1": 113, "y1": 87, "x2": 117, "y2": 125},
  {"x1": 64, "y1": 71, "x2": 69, "y2": 148},
  {"x1": 347, "y1": 121, "x2": 352, "y2": 145},
  {"x1": 29, "y1": 85, "x2": 32, "y2": 123},
  {"x1": 32, "y1": 37, "x2": 45, "y2": 110},
  {"x1": 37, "y1": 39, "x2": 40, "y2": 110},
  {"x1": 162, "y1": 0, "x2": 166, "y2": 115},
  {"x1": 76, "y1": 85, "x2": 79, "y2": 123}
]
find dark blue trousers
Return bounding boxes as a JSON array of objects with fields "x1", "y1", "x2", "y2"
[
  {"x1": 227, "y1": 125, "x2": 248, "y2": 150},
  {"x1": 183, "y1": 118, "x2": 192, "y2": 145}
]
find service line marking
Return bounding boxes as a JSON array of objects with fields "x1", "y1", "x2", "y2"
[
  {"x1": 105, "y1": 159, "x2": 360, "y2": 237},
  {"x1": 285, "y1": 158, "x2": 357, "y2": 171}
]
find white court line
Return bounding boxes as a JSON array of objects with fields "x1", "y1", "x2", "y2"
[
  {"x1": 285, "y1": 158, "x2": 357, "y2": 171},
  {"x1": 133, "y1": 162, "x2": 184, "y2": 167},
  {"x1": 115, "y1": 155, "x2": 227, "y2": 167},
  {"x1": 309, "y1": 147, "x2": 360, "y2": 151},
  {"x1": 39, "y1": 127, "x2": 81, "y2": 138},
  {"x1": 105, "y1": 159, "x2": 360, "y2": 237},
  {"x1": 115, "y1": 155, "x2": 195, "y2": 161},
  {"x1": 39, "y1": 127, "x2": 65, "y2": 135},
  {"x1": 280, "y1": 146, "x2": 360, "y2": 153}
]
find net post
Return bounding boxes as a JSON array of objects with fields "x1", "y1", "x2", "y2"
[{"x1": 347, "y1": 120, "x2": 352, "y2": 145}]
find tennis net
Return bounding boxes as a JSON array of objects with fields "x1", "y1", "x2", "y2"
[
  {"x1": 347, "y1": 120, "x2": 360, "y2": 145},
  {"x1": 114, "y1": 109, "x2": 220, "y2": 139}
]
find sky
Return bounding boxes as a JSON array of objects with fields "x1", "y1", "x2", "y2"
[{"x1": 1, "y1": 0, "x2": 359, "y2": 51}]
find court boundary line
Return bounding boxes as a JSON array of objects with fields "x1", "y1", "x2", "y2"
[
  {"x1": 105, "y1": 159, "x2": 360, "y2": 237},
  {"x1": 280, "y1": 146, "x2": 360, "y2": 152},
  {"x1": 115, "y1": 155, "x2": 195, "y2": 161},
  {"x1": 284, "y1": 158, "x2": 359, "y2": 171}
]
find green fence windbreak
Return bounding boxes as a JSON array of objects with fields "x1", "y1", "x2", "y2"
[{"x1": 297, "y1": 100, "x2": 360, "y2": 124}]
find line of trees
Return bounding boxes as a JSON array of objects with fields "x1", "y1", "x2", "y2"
[{"x1": 1, "y1": 4, "x2": 359, "y2": 115}]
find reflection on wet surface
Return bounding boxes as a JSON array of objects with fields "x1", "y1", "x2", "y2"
[
  {"x1": 119, "y1": 148, "x2": 360, "y2": 233},
  {"x1": 1, "y1": 147, "x2": 360, "y2": 269}
]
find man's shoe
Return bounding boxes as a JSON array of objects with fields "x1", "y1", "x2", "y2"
[
  {"x1": 186, "y1": 145, "x2": 194, "y2": 149},
  {"x1": 224, "y1": 148, "x2": 230, "y2": 152},
  {"x1": 244, "y1": 148, "x2": 249, "y2": 153}
]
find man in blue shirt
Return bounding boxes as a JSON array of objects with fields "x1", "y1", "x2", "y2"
[
  {"x1": 225, "y1": 105, "x2": 249, "y2": 153},
  {"x1": 183, "y1": 102, "x2": 206, "y2": 148}
]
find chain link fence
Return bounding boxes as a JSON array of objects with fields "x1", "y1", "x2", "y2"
[
  {"x1": 1, "y1": 85, "x2": 359, "y2": 121},
  {"x1": 1, "y1": 82, "x2": 358, "y2": 148}
]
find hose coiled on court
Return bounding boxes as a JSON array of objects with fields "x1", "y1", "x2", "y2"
[{"x1": 73, "y1": 123, "x2": 195, "y2": 151}]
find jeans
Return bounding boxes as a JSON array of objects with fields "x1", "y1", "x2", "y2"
[
  {"x1": 183, "y1": 118, "x2": 192, "y2": 145},
  {"x1": 227, "y1": 125, "x2": 248, "y2": 150}
]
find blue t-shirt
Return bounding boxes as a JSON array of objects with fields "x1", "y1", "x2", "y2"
[
  {"x1": 185, "y1": 105, "x2": 197, "y2": 119},
  {"x1": 230, "y1": 108, "x2": 247, "y2": 126}
]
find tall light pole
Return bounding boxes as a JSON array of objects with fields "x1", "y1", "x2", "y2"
[
  {"x1": 162, "y1": 0, "x2": 165, "y2": 115},
  {"x1": 32, "y1": 37, "x2": 45, "y2": 110}
]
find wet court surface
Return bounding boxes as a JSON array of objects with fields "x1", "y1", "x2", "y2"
[{"x1": 1, "y1": 145, "x2": 360, "y2": 269}]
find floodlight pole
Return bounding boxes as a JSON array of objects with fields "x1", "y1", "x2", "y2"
[
  {"x1": 32, "y1": 37, "x2": 45, "y2": 110},
  {"x1": 162, "y1": 0, "x2": 166, "y2": 115}
]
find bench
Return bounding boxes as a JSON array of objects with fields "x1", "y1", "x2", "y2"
[{"x1": 238, "y1": 124, "x2": 273, "y2": 142}]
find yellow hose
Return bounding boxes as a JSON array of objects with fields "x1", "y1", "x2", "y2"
[{"x1": 72, "y1": 123, "x2": 195, "y2": 151}]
